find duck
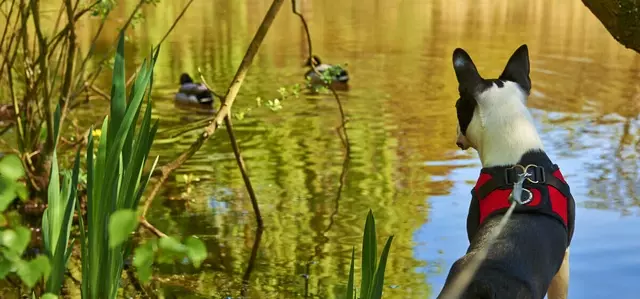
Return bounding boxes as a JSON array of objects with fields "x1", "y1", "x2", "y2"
[
  {"x1": 174, "y1": 73, "x2": 214, "y2": 105},
  {"x1": 304, "y1": 55, "x2": 349, "y2": 84}
]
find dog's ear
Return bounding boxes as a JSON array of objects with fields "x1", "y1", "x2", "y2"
[
  {"x1": 452, "y1": 48, "x2": 483, "y2": 94},
  {"x1": 499, "y1": 44, "x2": 531, "y2": 93}
]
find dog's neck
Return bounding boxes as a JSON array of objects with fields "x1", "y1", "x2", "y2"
[{"x1": 474, "y1": 82, "x2": 544, "y2": 167}]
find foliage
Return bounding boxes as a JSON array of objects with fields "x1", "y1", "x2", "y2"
[
  {"x1": 42, "y1": 104, "x2": 79, "y2": 295},
  {"x1": 0, "y1": 154, "x2": 27, "y2": 210},
  {"x1": 0, "y1": 154, "x2": 53, "y2": 292},
  {"x1": 60, "y1": 30, "x2": 205, "y2": 298},
  {"x1": 0, "y1": 0, "x2": 165, "y2": 197},
  {"x1": 345, "y1": 210, "x2": 394, "y2": 299},
  {"x1": 75, "y1": 31, "x2": 160, "y2": 299},
  {"x1": 320, "y1": 64, "x2": 348, "y2": 84},
  {"x1": 133, "y1": 235, "x2": 207, "y2": 283}
]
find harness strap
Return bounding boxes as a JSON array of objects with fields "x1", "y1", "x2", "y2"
[{"x1": 469, "y1": 164, "x2": 575, "y2": 245}]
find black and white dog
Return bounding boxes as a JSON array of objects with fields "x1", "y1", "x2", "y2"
[{"x1": 436, "y1": 45, "x2": 576, "y2": 299}]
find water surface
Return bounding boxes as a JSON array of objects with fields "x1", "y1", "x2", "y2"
[{"x1": 61, "y1": 0, "x2": 640, "y2": 297}]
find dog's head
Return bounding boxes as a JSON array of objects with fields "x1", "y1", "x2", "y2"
[{"x1": 452, "y1": 45, "x2": 542, "y2": 166}]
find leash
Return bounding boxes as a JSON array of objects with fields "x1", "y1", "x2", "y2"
[{"x1": 439, "y1": 170, "x2": 532, "y2": 299}]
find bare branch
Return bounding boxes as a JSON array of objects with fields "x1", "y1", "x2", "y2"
[
  {"x1": 291, "y1": 0, "x2": 350, "y2": 150},
  {"x1": 224, "y1": 116, "x2": 263, "y2": 228},
  {"x1": 140, "y1": 0, "x2": 285, "y2": 224},
  {"x1": 126, "y1": 0, "x2": 195, "y2": 87},
  {"x1": 140, "y1": 219, "x2": 168, "y2": 238}
]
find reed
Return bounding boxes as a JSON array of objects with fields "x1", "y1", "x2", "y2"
[{"x1": 346, "y1": 210, "x2": 394, "y2": 299}]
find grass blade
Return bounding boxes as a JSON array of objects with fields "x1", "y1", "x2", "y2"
[
  {"x1": 370, "y1": 236, "x2": 394, "y2": 299},
  {"x1": 44, "y1": 148, "x2": 80, "y2": 294},
  {"x1": 43, "y1": 151, "x2": 60, "y2": 254},
  {"x1": 346, "y1": 247, "x2": 355, "y2": 299},
  {"x1": 52, "y1": 103, "x2": 61, "y2": 148},
  {"x1": 360, "y1": 209, "x2": 377, "y2": 299},
  {"x1": 108, "y1": 32, "x2": 126, "y2": 151},
  {"x1": 82, "y1": 129, "x2": 93, "y2": 298}
]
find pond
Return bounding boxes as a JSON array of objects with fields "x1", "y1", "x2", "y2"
[{"x1": 43, "y1": 0, "x2": 640, "y2": 298}]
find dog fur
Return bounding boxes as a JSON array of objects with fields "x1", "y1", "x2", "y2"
[{"x1": 437, "y1": 45, "x2": 570, "y2": 299}]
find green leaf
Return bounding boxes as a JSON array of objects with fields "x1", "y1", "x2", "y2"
[
  {"x1": 16, "y1": 255, "x2": 50, "y2": 288},
  {"x1": 15, "y1": 184, "x2": 28, "y2": 201},
  {"x1": 158, "y1": 236, "x2": 185, "y2": 254},
  {"x1": 0, "y1": 182, "x2": 15, "y2": 212},
  {"x1": 370, "y1": 236, "x2": 394, "y2": 299},
  {"x1": 108, "y1": 209, "x2": 138, "y2": 248},
  {"x1": 44, "y1": 151, "x2": 60, "y2": 254},
  {"x1": 53, "y1": 103, "x2": 61, "y2": 148},
  {"x1": 360, "y1": 210, "x2": 377, "y2": 298},
  {"x1": 0, "y1": 214, "x2": 6, "y2": 227},
  {"x1": 1, "y1": 227, "x2": 31, "y2": 254},
  {"x1": 0, "y1": 154, "x2": 25, "y2": 180},
  {"x1": 108, "y1": 31, "x2": 127, "y2": 150},
  {"x1": 0, "y1": 258, "x2": 12, "y2": 278},
  {"x1": 184, "y1": 236, "x2": 207, "y2": 268},
  {"x1": 0, "y1": 229, "x2": 18, "y2": 249},
  {"x1": 14, "y1": 226, "x2": 31, "y2": 254},
  {"x1": 44, "y1": 147, "x2": 80, "y2": 295},
  {"x1": 133, "y1": 240, "x2": 155, "y2": 283},
  {"x1": 42, "y1": 293, "x2": 58, "y2": 299},
  {"x1": 33, "y1": 255, "x2": 51, "y2": 283},
  {"x1": 346, "y1": 247, "x2": 355, "y2": 299}
]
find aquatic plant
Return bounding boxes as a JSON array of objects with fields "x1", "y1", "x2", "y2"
[
  {"x1": 346, "y1": 210, "x2": 394, "y2": 299},
  {"x1": 36, "y1": 30, "x2": 206, "y2": 298},
  {"x1": 41, "y1": 104, "x2": 79, "y2": 296}
]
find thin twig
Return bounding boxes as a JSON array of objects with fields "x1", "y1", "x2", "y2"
[
  {"x1": 198, "y1": 67, "x2": 224, "y2": 99},
  {"x1": 197, "y1": 71, "x2": 263, "y2": 227},
  {"x1": 31, "y1": 0, "x2": 54, "y2": 153},
  {"x1": 88, "y1": 84, "x2": 110, "y2": 101},
  {"x1": 125, "y1": 0, "x2": 195, "y2": 87},
  {"x1": 291, "y1": 0, "x2": 313, "y2": 59},
  {"x1": 291, "y1": 0, "x2": 350, "y2": 151},
  {"x1": 155, "y1": 0, "x2": 195, "y2": 50},
  {"x1": 224, "y1": 116, "x2": 263, "y2": 228},
  {"x1": 0, "y1": 0, "x2": 17, "y2": 53},
  {"x1": 240, "y1": 226, "x2": 263, "y2": 296},
  {"x1": 71, "y1": 0, "x2": 145, "y2": 97},
  {"x1": 70, "y1": 10, "x2": 108, "y2": 92},
  {"x1": 140, "y1": 0, "x2": 286, "y2": 221},
  {"x1": 140, "y1": 219, "x2": 167, "y2": 238}
]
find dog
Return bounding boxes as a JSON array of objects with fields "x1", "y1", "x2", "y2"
[{"x1": 436, "y1": 45, "x2": 576, "y2": 299}]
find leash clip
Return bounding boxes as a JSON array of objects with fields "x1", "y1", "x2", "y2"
[
  {"x1": 509, "y1": 171, "x2": 533, "y2": 205},
  {"x1": 508, "y1": 164, "x2": 544, "y2": 184}
]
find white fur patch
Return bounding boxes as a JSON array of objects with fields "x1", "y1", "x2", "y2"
[{"x1": 467, "y1": 81, "x2": 543, "y2": 167}]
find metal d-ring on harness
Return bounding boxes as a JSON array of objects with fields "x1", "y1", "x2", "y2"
[
  {"x1": 442, "y1": 163, "x2": 574, "y2": 299},
  {"x1": 508, "y1": 164, "x2": 538, "y2": 205}
]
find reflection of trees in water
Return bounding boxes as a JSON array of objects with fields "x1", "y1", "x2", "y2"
[
  {"x1": 585, "y1": 113, "x2": 640, "y2": 213},
  {"x1": 544, "y1": 89, "x2": 640, "y2": 214},
  {"x1": 301, "y1": 149, "x2": 349, "y2": 298},
  {"x1": 146, "y1": 102, "x2": 429, "y2": 298}
]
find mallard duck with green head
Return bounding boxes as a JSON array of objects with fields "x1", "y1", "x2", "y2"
[{"x1": 304, "y1": 55, "x2": 349, "y2": 84}]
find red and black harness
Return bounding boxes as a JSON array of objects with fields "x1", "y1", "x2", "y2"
[{"x1": 466, "y1": 163, "x2": 576, "y2": 245}]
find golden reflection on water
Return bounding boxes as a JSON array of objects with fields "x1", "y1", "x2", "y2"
[{"x1": 22, "y1": 0, "x2": 640, "y2": 298}]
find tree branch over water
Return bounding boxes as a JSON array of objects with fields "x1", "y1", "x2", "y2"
[
  {"x1": 141, "y1": 0, "x2": 286, "y2": 225},
  {"x1": 582, "y1": 0, "x2": 640, "y2": 53}
]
